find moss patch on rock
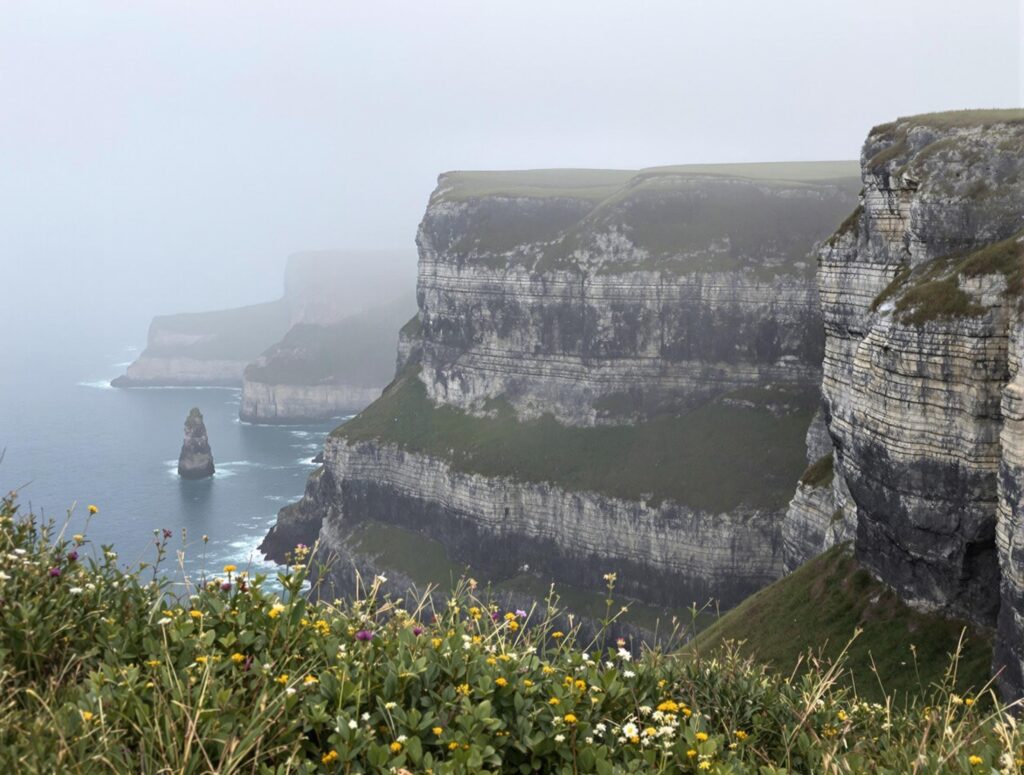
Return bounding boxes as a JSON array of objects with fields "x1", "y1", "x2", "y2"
[{"x1": 869, "y1": 231, "x2": 1024, "y2": 326}]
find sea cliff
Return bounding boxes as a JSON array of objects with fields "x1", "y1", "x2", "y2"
[{"x1": 265, "y1": 162, "x2": 860, "y2": 609}]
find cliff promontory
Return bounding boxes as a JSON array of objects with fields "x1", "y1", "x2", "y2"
[
  {"x1": 115, "y1": 251, "x2": 414, "y2": 406},
  {"x1": 266, "y1": 162, "x2": 861, "y2": 610},
  {"x1": 240, "y1": 294, "x2": 414, "y2": 423},
  {"x1": 776, "y1": 109, "x2": 1024, "y2": 699}
]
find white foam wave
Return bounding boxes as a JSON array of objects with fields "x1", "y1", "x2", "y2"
[{"x1": 78, "y1": 379, "x2": 114, "y2": 390}]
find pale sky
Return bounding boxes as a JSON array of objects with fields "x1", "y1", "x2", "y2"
[{"x1": 1, "y1": 0, "x2": 1020, "y2": 350}]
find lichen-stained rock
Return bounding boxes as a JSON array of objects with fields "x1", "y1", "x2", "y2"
[
  {"x1": 177, "y1": 407, "x2": 215, "y2": 480},
  {"x1": 817, "y1": 112, "x2": 1024, "y2": 635}
]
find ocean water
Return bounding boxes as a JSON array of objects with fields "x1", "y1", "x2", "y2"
[{"x1": 1, "y1": 340, "x2": 343, "y2": 591}]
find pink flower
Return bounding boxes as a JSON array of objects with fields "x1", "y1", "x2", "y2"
[
  {"x1": 48, "y1": 567, "x2": 61, "y2": 578},
  {"x1": 355, "y1": 629, "x2": 374, "y2": 642}
]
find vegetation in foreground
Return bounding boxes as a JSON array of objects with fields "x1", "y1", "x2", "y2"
[{"x1": 2, "y1": 493, "x2": 1023, "y2": 774}]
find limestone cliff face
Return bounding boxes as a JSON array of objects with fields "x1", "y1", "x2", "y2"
[
  {"x1": 416, "y1": 166, "x2": 858, "y2": 424},
  {"x1": 239, "y1": 295, "x2": 415, "y2": 423},
  {"x1": 263, "y1": 437, "x2": 783, "y2": 608},
  {"x1": 267, "y1": 163, "x2": 860, "y2": 609},
  {"x1": 177, "y1": 408, "x2": 215, "y2": 479},
  {"x1": 772, "y1": 112, "x2": 1024, "y2": 697}
]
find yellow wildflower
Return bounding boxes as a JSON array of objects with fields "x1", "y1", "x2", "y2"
[
  {"x1": 964, "y1": 697, "x2": 975, "y2": 707},
  {"x1": 431, "y1": 637, "x2": 443, "y2": 648},
  {"x1": 230, "y1": 653, "x2": 245, "y2": 664},
  {"x1": 389, "y1": 741, "x2": 402, "y2": 754},
  {"x1": 695, "y1": 732, "x2": 709, "y2": 742},
  {"x1": 542, "y1": 666, "x2": 556, "y2": 675},
  {"x1": 448, "y1": 742, "x2": 459, "y2": 751},
  {"x1": 698, "y1": 763, "x2": 711, "y2": 771},
  {"x1": 304, "y1": 675, "x2": 319, "y2": 685},
  {"x1": 87, "y1": 505, "x2": 98, "y2": 515},
  {"x1": 268, "y1": 603, "x2": 285, "y2": 619},
  {"x1": 969, "y1": 755, "x2": 983, "y2": 766},
  {"x1": 276, "y1": 674, "x2": 289, "y2": 685},
  {"x1": 195, "y1": 655, "x2": 208, "y2": 664},
  {"x1": 508, "y1": 620, "x2": 519, "y2": 631},
  {"x1": 73, "y1": 534, "x2": 85, "y2": 544},
  {"x1": 574, "y1": 679, "x2": 587, "y2": 691},
  {"x1": 495, "y1": 677, "x2": 508, "y2": 687},
  {"x1": 223, "y1": 564, "x2": 236, "y2": 573},
  {"x1": 487, "y1": 657, "x2": 497, "y2": 666},
  {"x1": 321, "y1": 750, "x2": 339, "y2": 764},
  {"x1": 145, "y1": 659, "x2": 161, "y2": 668},
  {"x1": 456, "y1": 683, "x2": 471, "y2": 697},
  {"x1": 564, "y1": 713, "x2": 578, "y2": 724},
  {"x1": 687, "y1": 749, "x2": 697, "y2": 758},
  {"x1": 80, "y1": 710, "x2": 94, "y2": 722},
  {"x1": 432, "y1": 726, "x2": 443, "y2": 736},
  {"x1": 551, "y1": 631, "x2": 565, "y2": 639},
  {"x1": 735, "y1": 730, "x2": 748, "y2": 741},
  {"x1": 189, "y1": 610, "x2": 202, "y2": 619},
  {"x1": 524, "y1": 679, "x2": 534, "y2": 687},
  {"x1": 548, "y1": 697, "x2": 560, "y2": 705},
  {"x1": 657, "y1": 700, "x2": 680, "y2": 713}
]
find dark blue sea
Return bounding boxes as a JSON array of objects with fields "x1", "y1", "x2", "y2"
[{"x1": 1, "y1": 337, "x2": 341, "y2": 590}]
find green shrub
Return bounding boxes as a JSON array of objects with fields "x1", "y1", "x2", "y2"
[{"x1": 1, "y1": 494, "x2": 1021, "y2": 773}]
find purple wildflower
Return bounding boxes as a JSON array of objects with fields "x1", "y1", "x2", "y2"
[
  {"x1": 491, "y1": 611, "x2": 500, "y2": 622},
  {"x1": 67, "y1": 550, "x2": 78, "y2": 562},
  {"x1": 163, "y1": 529, "x2": 173, "y2": 540},
  {"x1": 48, "y1": 567, "x2": 61, "y2": 578},
  {"x1": 221, "y1": 582, "x2": 232, "y2": 592},
  {"x1": 412, "y1": 625, "x2": 424, "y2": 636},
  {"x1": 355, "y1": 629, "x2": 374, "y2": 642},
  {"x1": 515, "y1": 609, "x2": 527, "y2": 618}
]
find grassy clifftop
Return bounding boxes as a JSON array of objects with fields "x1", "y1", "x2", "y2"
[
  {"x1": 426, "y1": 163, "x2": 862, "y2": 275},
  {"x1": 333, "y1": 370, "x2": 812, "y2": 512},
  {"x1": 689, "y1": 546, "x2": 994, "y2": 703}
]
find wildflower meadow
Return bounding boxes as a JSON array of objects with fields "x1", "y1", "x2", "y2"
[{"x1": 1, "y1": 491, "x2": 1021, "y2": 774}]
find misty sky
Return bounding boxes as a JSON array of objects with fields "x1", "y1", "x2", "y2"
[{"x1": 2, "y1": 0, "x2": 1021, "y2": 352}]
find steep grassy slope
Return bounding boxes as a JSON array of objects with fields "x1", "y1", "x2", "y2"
[
  {"x1": 333, "y1": 369, "x2": 812, "y2": 512},
  {"x1": 688, "y1": 547, "x2": 994, "y2": 702}
]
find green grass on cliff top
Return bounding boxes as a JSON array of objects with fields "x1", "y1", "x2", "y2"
[
  {"x1": 871, "y1": 108, "x2": 1024, "y2": 136},
  {"x1": 434, "y1": 161, "x2": 860, "y2": 203},
  {"x1": 332, "y1": 370, "x2": 812, "y2": 512},
  {"x1": 688, "y1": 545, "x2": 994, "y2": 703}
]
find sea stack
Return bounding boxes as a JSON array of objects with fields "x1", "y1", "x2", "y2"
[{"x1": 178, "y1": 408, "x2": 215, "y2": 479}]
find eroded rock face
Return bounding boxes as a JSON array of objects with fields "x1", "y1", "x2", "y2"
[
  {"x1": 264, "y1": 438, "x2": 784, "y2": 609},
  {"x1": 267, "y1": 164, "x2": 859, "y2": 608},
  {"x1": 781, "y1": 112, "x2": 1024, "y2": 699},
  {"x1": 177, "y1": 408, "x2": 215, "y2": 480},
  {"x1": 416, "y1": 168, "x2": 859, "y2": 424}
]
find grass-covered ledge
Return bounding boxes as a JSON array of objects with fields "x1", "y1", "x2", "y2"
[
  {"x1": 332, "y1": 370, "x2": 812, "y2": 513},
  {"x1": 1, "y1": 493, "x2": 1020, "y2": 773}
]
